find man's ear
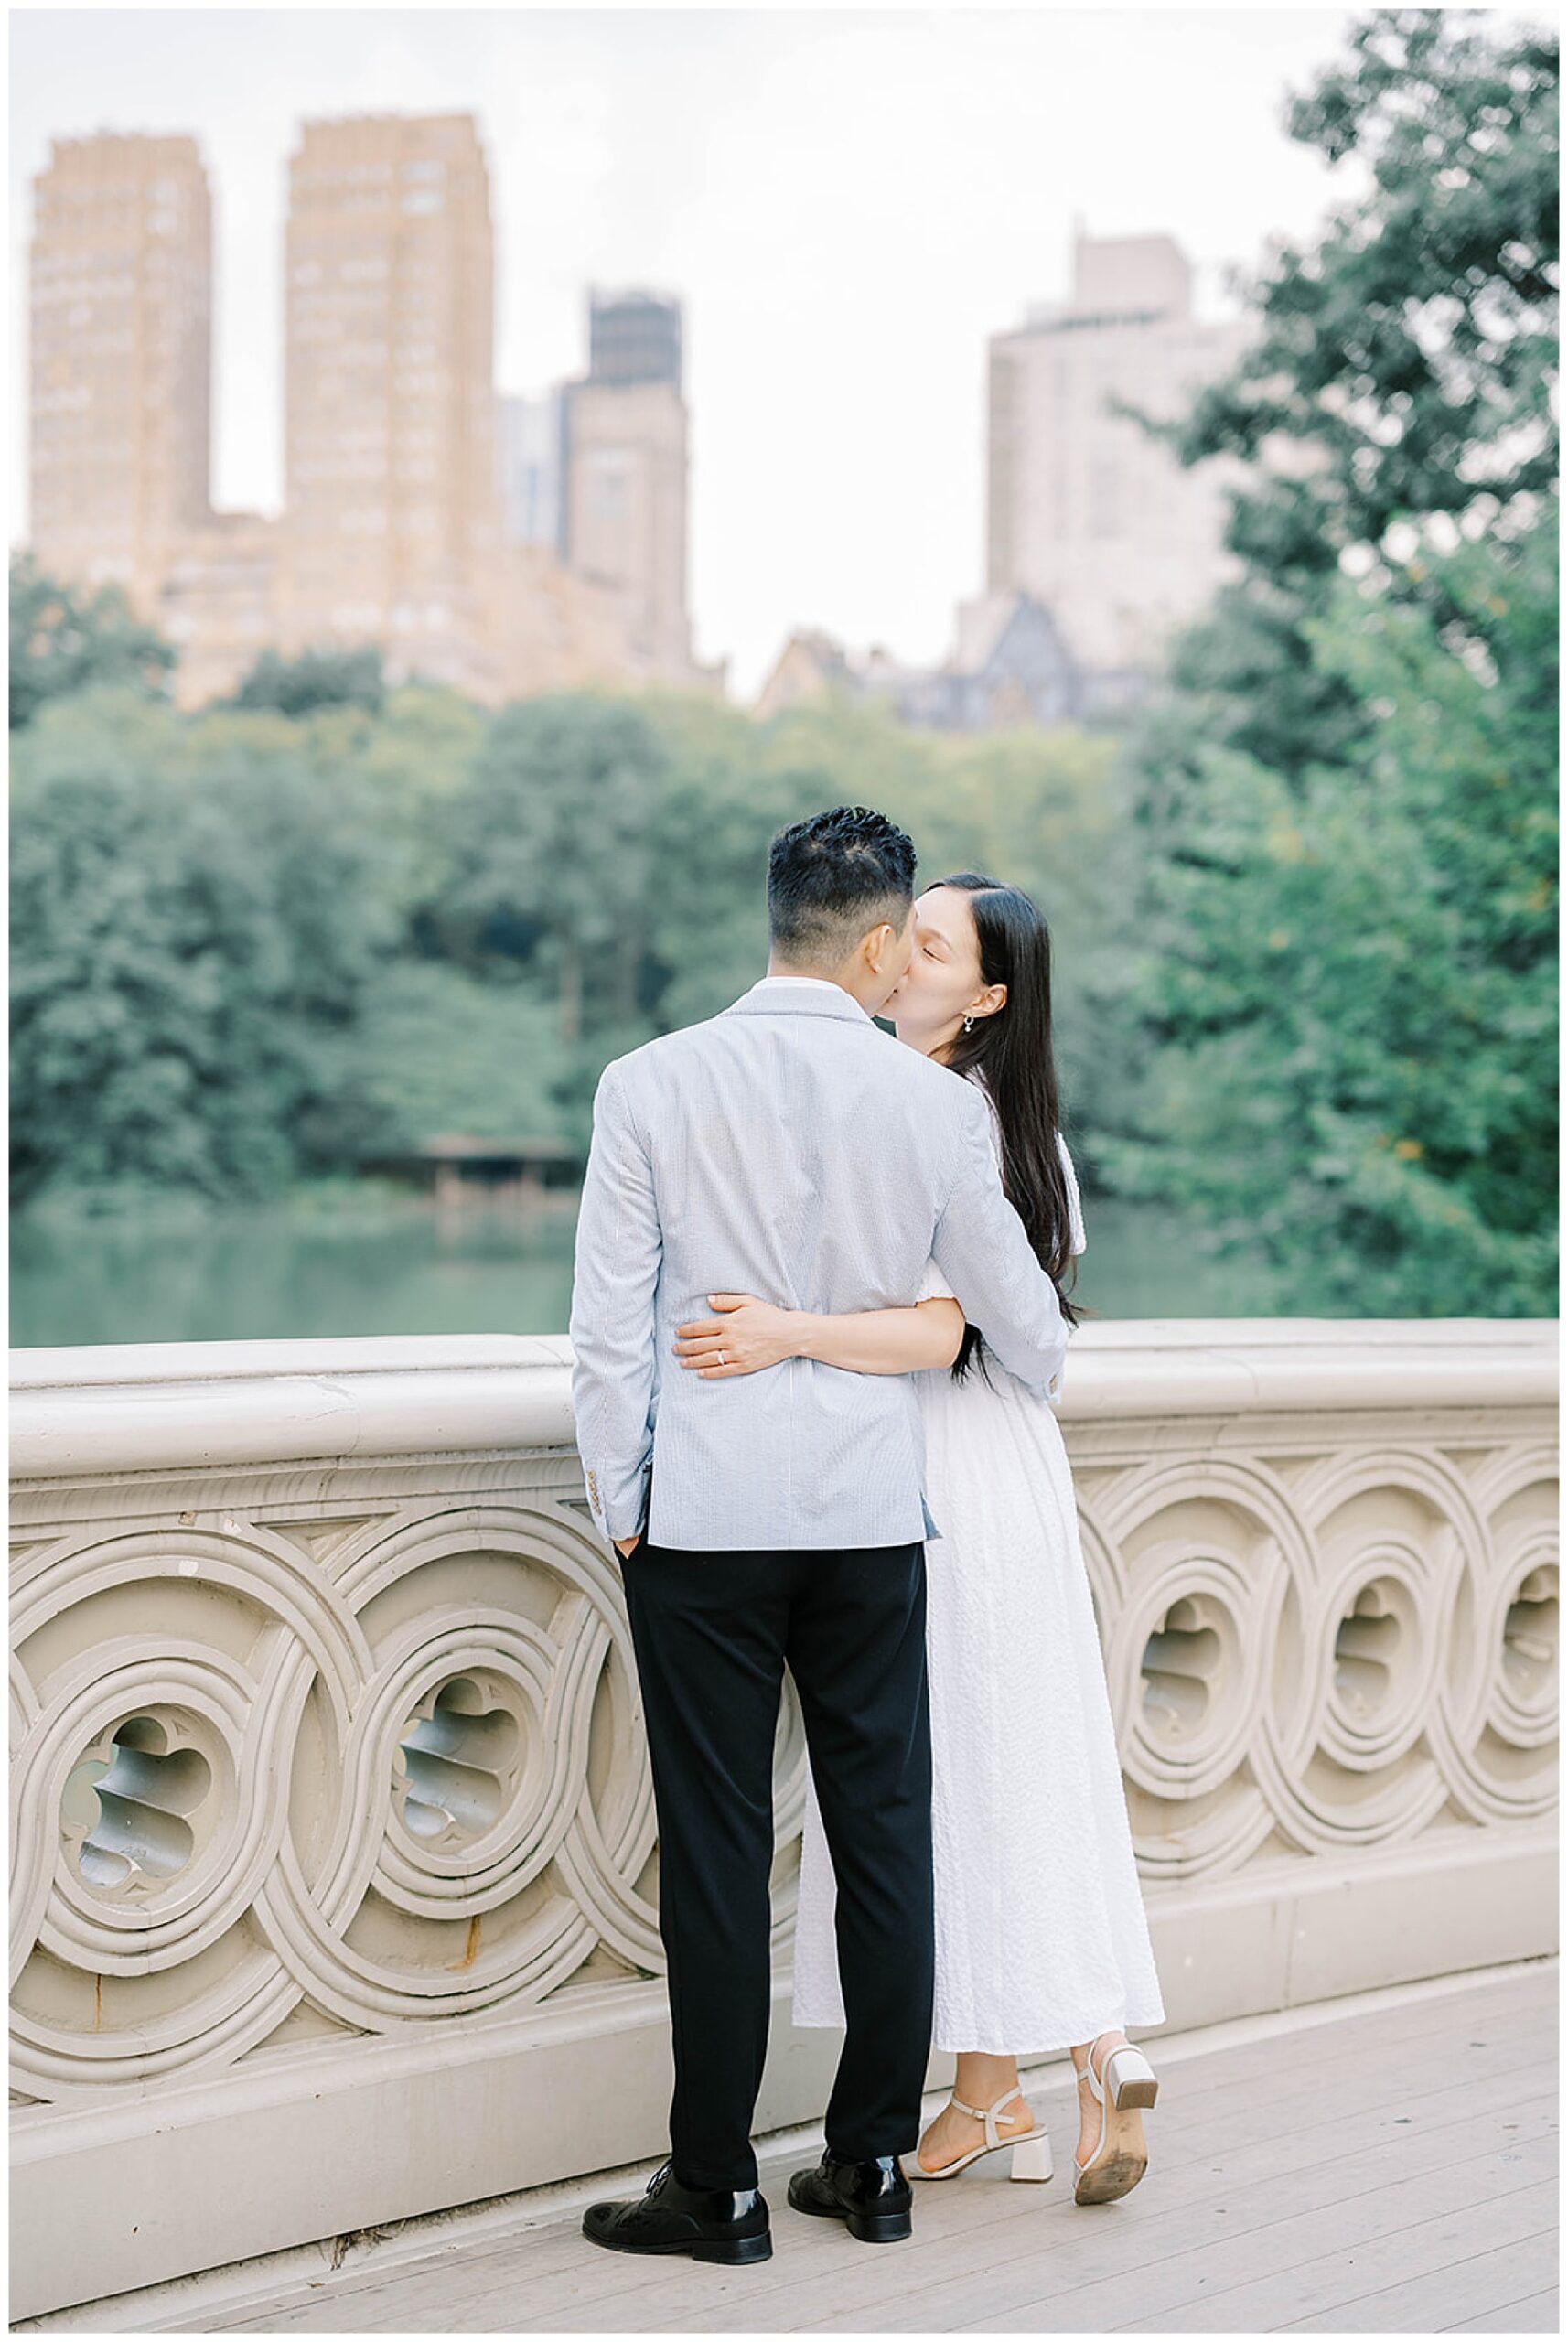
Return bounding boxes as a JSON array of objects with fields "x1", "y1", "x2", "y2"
[{"x1": 873, "y1": 909, "x2": 912, "y2": 971}]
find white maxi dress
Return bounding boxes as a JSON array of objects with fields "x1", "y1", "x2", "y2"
[{"x1": 790, "y1": 1098, "x2": 1165, "y2": 2057}]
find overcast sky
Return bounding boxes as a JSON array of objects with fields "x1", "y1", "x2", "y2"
[{"x1": 13, "y1": 5, "x2": 1380, "y2": 693}]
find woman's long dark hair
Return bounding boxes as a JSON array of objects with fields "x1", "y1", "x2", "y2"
[{"x1": 930, "y1": 873, "x2": 1085, "y2": 1383}]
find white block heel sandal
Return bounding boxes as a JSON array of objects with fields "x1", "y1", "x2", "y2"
[
  {"x1": 1072, "y1": 2033, "x2": 1156, "y2": 2205},
  {"x1": 908, "y1": 2085, "x2": 1054, "y2": 2184},
  {"x1": 1007, "y1": 2130, "x2": 1056, "y2": 2185}
]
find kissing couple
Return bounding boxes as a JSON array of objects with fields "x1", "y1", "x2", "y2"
[{"x1": 569, "y1": 804, "x2": 1164, "y2": 2266}]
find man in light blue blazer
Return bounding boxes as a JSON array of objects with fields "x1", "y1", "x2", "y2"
[{"x1": 570, "y1": 806, "x2": 1068, "y2": 2264}]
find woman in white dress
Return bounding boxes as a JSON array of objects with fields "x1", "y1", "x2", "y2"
[{"x1": 672, "y1": 874, "x2": 1165, "y2": 2200}]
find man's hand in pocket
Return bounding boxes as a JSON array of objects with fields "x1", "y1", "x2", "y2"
[{"x1": 615, "y1": 1531, "x2": 642, "y2": 1557}]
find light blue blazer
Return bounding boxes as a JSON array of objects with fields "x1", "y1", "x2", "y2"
[{"x1": 568, "y1": 976, "x2": 1069, "y2": 1552}]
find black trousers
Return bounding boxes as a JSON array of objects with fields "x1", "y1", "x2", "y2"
[{"x1": 619, "y1": 1531, "x2": 935, "y2": 2190}]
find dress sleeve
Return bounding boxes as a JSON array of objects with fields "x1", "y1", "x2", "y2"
[
  {"x1": 1058, "y1": 1131, "x2": 1087, "y2": 1256},
  {"x1": 914, "y1": 1256, "x2": 959, "y2": 1303}
]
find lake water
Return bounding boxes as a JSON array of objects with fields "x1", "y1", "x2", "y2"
[{"x1": 10, "y1": 1186, "x2": 1289, "y2": 1351}]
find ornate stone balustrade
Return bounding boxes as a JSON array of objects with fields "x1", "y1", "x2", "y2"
[{"x1": 9, "y1": 1322, "x2": 1557, "y2": 2317}]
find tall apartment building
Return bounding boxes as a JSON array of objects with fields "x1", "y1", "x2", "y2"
[
  {"x1": 27, "y1": 120, "x2": 713, "y2": 707},
  {"x1": 280, "y1": 113, "x2": 500, "y2": 695},
  {"x1": 559, "y1": 289, "x2": 695, "y2": 682},
  {"x1": 986, "y1": 231, "x2": 1251, "y2": 678},
  {"x1": 158, "y1": 512, "x2": 281, "y2": 709},
  {"x1": 28, "y1": 133, "x2": 213, "y2": 613},
  {"x1": 497, "y1": 389, "x2": 563, "y2": 548}
]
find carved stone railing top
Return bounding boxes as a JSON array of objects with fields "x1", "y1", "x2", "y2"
[{"x1": 11, "y1": 1320, "x2": 1556, "y2": 1479}]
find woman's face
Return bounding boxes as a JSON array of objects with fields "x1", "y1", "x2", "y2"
[{"x1": 885, "y1": 886, "x2": 1005, "y2": 1056}]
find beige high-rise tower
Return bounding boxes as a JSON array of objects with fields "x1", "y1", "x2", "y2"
[
  {"x1": 986, "y1": 231, "x2": 1251, "y2": 679},
  {"x1": 280, "y1": 113, "x2": 499, "y2": 694},
  {"x1": 559, "y1": 290, "x2": 696, "y2": 683},
  {"x1": 28, "y1": 133, "x2": 213, "y2": 612}
]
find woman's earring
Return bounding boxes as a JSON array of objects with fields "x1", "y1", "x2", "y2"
[{"x1": 962, "y1": 1014, "x2": 975, "y2": 1034}]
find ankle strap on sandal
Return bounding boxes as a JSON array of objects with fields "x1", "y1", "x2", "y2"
[
  {"x1": 948, "y1": 2085, "x2": 1026, "y2": 2149},
  {"x1": 1075, "y1": 2032, "x2": 1133, "y2": 2099}
]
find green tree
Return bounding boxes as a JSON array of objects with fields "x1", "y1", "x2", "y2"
[
  {"x1": 9, "y1": 556, "x2": 177, "y2": 731},
  {"x1": 1101, "y1": 505, "x2": 1557, "y2": 1315},
  {"x1": 1105, "y1": 9, "x2": 1558, "y2": 1311},
  {"x1": 1124, "y1": 7, "x2": 1557, "y2": 789},
  {"x1": 10, "y1": 692, "x2": 402, "y2": 1204},
  {"x1": 226, "y1": 644, "x2": 386, "y2": 718},
  {"x1": 437, "y1": 696, "x2": 668, "y2": 1044},
  {"x1": 351, "y1": 962, "x2": 572, "y2": 1148}
]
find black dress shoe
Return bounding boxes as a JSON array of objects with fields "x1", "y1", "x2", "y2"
[
  {"x1": 582, "y1": 2161, "x2": 772, "y2": 2264},
  {"x1": 787, "y1": 2151, "x2": 913, "y2": 2243}
]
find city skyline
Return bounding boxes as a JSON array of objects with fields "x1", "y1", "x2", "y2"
[
  {"x1": 13, "y1": 8, "x2": 1377, "y2": 694},
  {"x1": 27, "y1": 115, "x2": 708, "y2": 705}
]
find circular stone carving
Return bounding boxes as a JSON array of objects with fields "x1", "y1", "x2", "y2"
[
  {"x1": 1116, "y1": 1546, "x2": 1274, "y2": 1800},
  {"x1": 1140, "y1": 1594, "x2": 1229, "y2": 1749},
  {"x1": 1465, "y1": 1534, "x2": 1559, "y2": 1819},
  {"x1": 10, "y1": 1391, "x2": 1557, "y2": 2098},
  {"x1": 1501, "y1": 1562, "x2": 1558, "y2": 1719},
  {"x1": 1322, "y1": 1563, "x2": 1430, "y2": 1770},
  {"x1": 397, "y1": 1675, "x2": 521, "y2": 1845},
  {"x1": 62, "y1": 1714, "x2": 214, "y2": 1893},
  {"x1": 10, "y1": 1500, "x2": 661, "y2": 2091}
]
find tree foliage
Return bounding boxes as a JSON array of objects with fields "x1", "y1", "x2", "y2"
[
  {"x1": 10, "y1": 692, "x2": 403, "y2": 1204},
  {"x1": 1101, "y1": 508, "x2": 1557, "y2": 1313},
  {"x1": 9, "y1": 672, "x2": 1129, "y2": 1211},
  {"x1": 226, "y1": 644, "x2": 387, "y2": 718},
  {"x1": 1124, "y1": 7, "x2": 1558, "y2": 783},
  {"x1": 9, "y1": 555, "x2": 177, "y2": 732},
  {"x1": 352, "y1": 963, "x2": 571, "y2": 1147},
  {"x1": 11, "y1": 16, "x2": 1555, "y2": 1322},
  {"x1": 1108, "y1": 8, "x2": 1559, "y2": 1314},
  {"x1": 436, "y1": 695, "x2": 670, "y2": 1048}
]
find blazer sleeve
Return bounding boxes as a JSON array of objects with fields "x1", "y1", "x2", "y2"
[
  {"x1": 928, "y1": 1083, "x2": 1069, "y2": 1402},
  {"x1": 568, "y1": 1058, "x2": 662, "y2": 1545}
]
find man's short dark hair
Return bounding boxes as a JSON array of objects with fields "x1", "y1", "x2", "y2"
[{"x1": 767, "y1": 805, "x2": 918, "y2": 971}]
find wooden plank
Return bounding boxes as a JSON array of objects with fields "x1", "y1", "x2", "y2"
[
  {"x1": 209, "y1": 2100, "x2": 1552, "y2": 2336},
  {"x1": 210, "y1": 2157, "x2": 888, "y2": 2334},
  {"x1": 1134, "y1": 2040, "x2": 1552, "y2": 2190},
  {"x1": 636, "y1": 2098, "x2": 1563, "y2": 2332},
  {"x1": 1444, "y1": 2285, "x2": 1560, "y2": 2333},
  {"x1": 800, "y1": 2151, "x2": 1556, "y2": 2335},
  {"x1": 204, "y1": 1963, "x2": 1552, "y2": 2335},
  {"x1": 183, "y1": 1969, "x2": 1557, "y2": 2336},
  {"x1": 1276, "y1": 2230, "x2": 1559, "y2": 2331},
  {"x1": 680, "y1": 2037, "x2": 1560, "y2": 2336},
  {"x1": 238, "y1": 2068, "x2": 1555, "y2": 2335},
  {"x1": 663, "y1": 2101, "x2": 1558, "y2": 2335},
  {"x1": 1151, "y1": 2008, "x2": 1555, "y2": 2164},
  {"x1": 204, "y1": 2200, "x2": 757, "y2": 2336},
  {"x1": 1109, "y1": 2179, "x2": 1558, "y2": 2335},
  {"x1": 1142, "y1": 1969, "x2": 1556, "y2": 2119}
]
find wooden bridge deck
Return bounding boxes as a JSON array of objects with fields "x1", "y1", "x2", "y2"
[{"x1": 31, "y1": 1963, "x2": 1559, "y2": 2336}]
